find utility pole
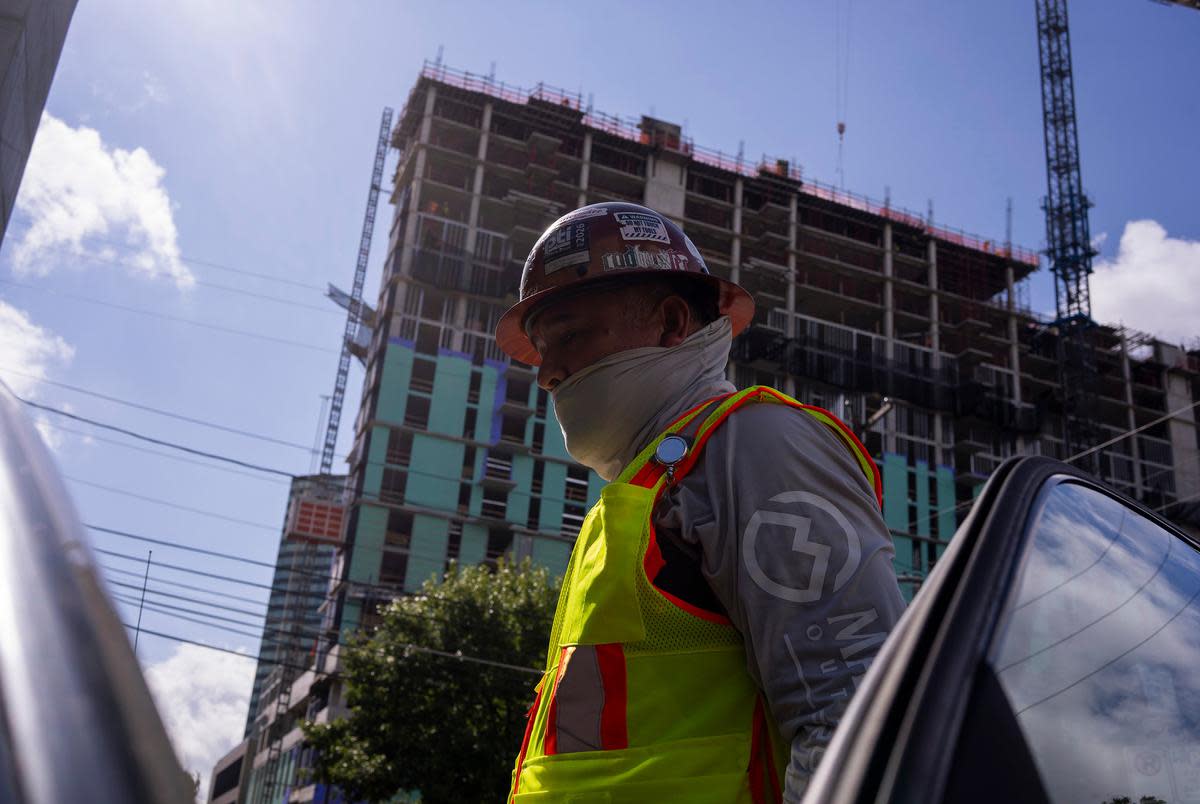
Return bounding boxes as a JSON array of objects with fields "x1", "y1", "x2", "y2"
[{"x1": 133, "y1": 550, "x2": 152, "y2": 655}]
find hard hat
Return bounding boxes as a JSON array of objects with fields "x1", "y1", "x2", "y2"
[{"x1": 494, "y1": 202, "x2": 755, "y2": 365}]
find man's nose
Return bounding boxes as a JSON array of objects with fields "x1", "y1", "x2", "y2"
[{"x1": 537, "y1": 354, "x2": 567, "y2": 392}]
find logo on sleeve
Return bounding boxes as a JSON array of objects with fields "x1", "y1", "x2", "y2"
[{"x1": 741, "y1": 491, "x2": 862, "y2": 604}]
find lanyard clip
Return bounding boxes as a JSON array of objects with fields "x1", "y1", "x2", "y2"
[{"x1": 653, "y1": 435, "x2": 690, "y2": 486}]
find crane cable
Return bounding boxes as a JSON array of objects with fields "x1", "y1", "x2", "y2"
[{"x1": 835, "y1": 0, "x2": 853, "y2": 190}]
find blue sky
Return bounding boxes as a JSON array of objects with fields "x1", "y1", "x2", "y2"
[{"x1": 2, "y1": 0, "x2": 1197, "y2": 787}]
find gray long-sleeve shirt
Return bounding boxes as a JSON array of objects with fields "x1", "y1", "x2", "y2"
[{"x1": 644, "y1": 392, "x2": 907, "y2": 801}]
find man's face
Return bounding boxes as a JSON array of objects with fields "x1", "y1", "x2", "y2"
[{"x1": 527, "y1": 286, "x2": 662, "y2": 392}]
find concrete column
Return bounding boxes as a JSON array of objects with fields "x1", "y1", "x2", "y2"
[
  {"x1": 784, "y1": 192, "x2": 799, "y2": 397},
  {"x1": 882, "y1": 223, "x2": 895, "y2": 359},
  {"x1": 397, "y1": 85, "x2": 437, "y2": 279},
  {"x1": 1005, "y1": 263, "x2": 1025, "y2": 453},
  {"x1": 727, "y1": 178, "x2": 745, "y2": 386},
  {"x1": 453, "y1": 101, "x2": 493, "y2": 352},
  {"x1": 1164, "y1": 365, "x2": 1200, "y2": 506},
  {"x1": 927, "y1": 239, "x2": 940, "y2": 356},
  {"x1": 577, "y1": 131, "x2": 592, "y2": 208},
  {"x1": 1119, "y1": 332, "x2": 1144, "y2": 494},
  {"x1": 927, "y1": 238, "x2": 943, "y2": 466},
  {"x1": 730, "y1": 177, "x2": 743, "y2": 286}
]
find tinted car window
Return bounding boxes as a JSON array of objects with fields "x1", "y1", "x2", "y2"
[{"x1": 989, "y1": 481, "x2": 1200, "y2": 803}]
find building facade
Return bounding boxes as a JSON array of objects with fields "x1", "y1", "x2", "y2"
[
  {"x1": 231, "y1": 63, "x2": 1200, "y2": 802},
  {"x1": 0, "y1": 0, "x2": 79, "y2": 244}
]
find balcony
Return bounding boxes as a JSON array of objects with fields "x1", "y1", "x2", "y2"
[
  {"x1": 732, "y1": 324, "x2": 790, "y2": 369},
  {"x1": 480, "y1": 455, "x2": 518, "y2": 491},
  {"x1": 409, "y1": 250, "x2": 519, "y2": 298}
]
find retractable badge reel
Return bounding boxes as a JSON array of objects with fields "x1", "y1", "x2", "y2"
[{"x1": 653, "y1": 435, "x2": 690, "y2": 485}]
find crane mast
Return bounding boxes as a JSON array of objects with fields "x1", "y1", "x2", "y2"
[
  {"x1": 1035, "y1": 0, "x2": 1098, "y2": 463},
  {"x1": 320, "y1": 107, "x2": 393, "y2": 474}
]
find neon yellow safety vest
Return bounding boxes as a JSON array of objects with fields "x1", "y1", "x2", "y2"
[{"x1": 509, "y1": 386, "x2": 882, "y2": 804}]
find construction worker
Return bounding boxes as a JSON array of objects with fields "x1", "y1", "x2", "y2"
[{"x1": 496, "y1": 202, "x2": 906, "y2": 803}]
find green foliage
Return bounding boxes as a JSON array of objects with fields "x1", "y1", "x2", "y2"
[{"x1": 303, "y1": 559, "x2": 558, "y2": 803}]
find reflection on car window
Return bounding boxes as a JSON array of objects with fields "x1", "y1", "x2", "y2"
[{"x1": 991, "y1": 482, "x2": 1200, "y2": 804}]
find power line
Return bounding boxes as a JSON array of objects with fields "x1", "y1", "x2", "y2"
[
  {"x1": 67, "y1": 476, "x2": 281, "y2": 532},
  {"x1": 903, "y1": 400, "x2": 1200, "y2": 538},
  {"x1": 51, "y1": 248, "x2": 343, "y2": 316},
  {"x1": 1064, "y1": 398, "x2": 1200, "y2": 465},
  {"x1": 26, "y1": 393, "x2": 590, "y2": 511},
  {"x1": 124, "y1": 620, "x2": 542, "y2": 677},
  {"x1": 89, "y1": 523, "x2": 497, "y2": 613},
  {"x1": 97, "y1": 546, "x2": 293, "y2": 591},
  {"x1": 23, "y1": 396, "x2": 299, "y2": 478},
  {"x1": 0, "y1": 278, "x2": 337, "y2": 354},
  {"x1": 87, "y1": 522, "x2": 547, "y2": 633},
  {"x1": 2, "y1": 365, "x2": 318, "y2": 453},
  {"x1": 103, "y1": 563, "x2": 270, "y2": 611},
  {"x1": 3, "y1": 219, "x2": 333, "y2": 293},
  {"x1": 106, "y1": 577, "x2": 268, "y2": 620},
  {"x1": 113, "y1": 591, "x2": 265, "y2": 633},
  {"x1": 112, "y1": 594, "x2": 264, "y2": 641},
  {"x1": 36, "y1": 420, "x2": 292, "y2": 487}
]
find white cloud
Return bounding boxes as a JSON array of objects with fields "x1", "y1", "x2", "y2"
[
  {"x1": 141, "y1": 71, "x2": 170, "y2": 106},
  {"x1": 1091, "y1": 220, "x2": 1200, "y2": 344},
  {"x1": 0, "y1": 299, "x2": 80, "y2": 453},
  {"x1": 34, "y1": 413, "x2": 64, "y2": 451},
  {"x1": 144, "y1": 643, "x2": 255, "y2": 802},
  {"x1": 0, "y1": 299, "x2": 74, "y2": 399},
  {"x1": 12, "y1": 113, "x2": 193, "y2": 287}
]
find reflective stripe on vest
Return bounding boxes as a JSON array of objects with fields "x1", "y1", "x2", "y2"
[{"x1": 508, "y1": 386, "x2": 879, "y2": 803}]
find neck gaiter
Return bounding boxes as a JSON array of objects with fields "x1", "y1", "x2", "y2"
[{"x1": 550, "y1": 317, "x2": 734, "y2": 481}]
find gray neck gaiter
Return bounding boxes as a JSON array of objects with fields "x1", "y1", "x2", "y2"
[{"x1": 550, "y1": 317, "x2": 736, "y2": 481}]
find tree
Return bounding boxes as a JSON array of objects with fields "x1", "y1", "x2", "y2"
[{"x1": 303, "y1": 559, "x2": 559, "y2": 803}]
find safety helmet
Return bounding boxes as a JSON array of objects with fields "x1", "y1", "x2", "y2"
[{"x1": 494, "y1": 202, "x2": 755, "y2": 365}]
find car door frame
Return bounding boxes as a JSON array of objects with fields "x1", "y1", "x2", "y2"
[{"x1": 802, "y1": 454, "x2": 1200, "y2": 804}]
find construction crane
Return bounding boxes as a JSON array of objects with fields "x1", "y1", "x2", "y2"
[
  {"x1": 258, "y1": 108, "x2": 394, "y2": 804},
  {"x1": 320, "y1": 106, "x2": 394, "y2": 474},
  {"x1": 1034, "y1": 0, "x2": 1099, "y2": 467}
]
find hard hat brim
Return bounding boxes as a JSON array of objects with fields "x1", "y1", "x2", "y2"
[{"x1": 494, "y1": 270, "x2": 756, "y2": 366}]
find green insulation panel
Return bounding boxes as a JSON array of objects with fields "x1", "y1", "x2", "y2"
[
  {"x1": 532, "y1": 536, "x2": 572, "y2": 579},
  {"x1": 539, "y1": 461, "x2": 568, "y2": 533},
  {"x1": 936, "y1": 465, "x2": 956, "y2": 548},
  {"x1": 881, "y1": 453, "x2": 909, "y2": 532},
  {"x1": 509, "y1": 455, "x2": 533, "y2": 527},
  {"x1": 914, "y1": 460, "x2": 931, "y2": 538},
  {"x1": 375, "y1": 342, "x2": 415, "y2": 423},
  {"x1": 459, "y1": 522, "x2": 488, "y2": 566},
  {"x1": 542, "y1": 405, "x2": 570, "y2": 460},
  {"x1": 473, "y1": 363, "x2": 499, "y2": 442},
  {"x1": 405, "y1": 433, "x2": 462, "y2": 510},
  {"x1": 429, "y1": 352, "x2": 471, "y2": 435},
  {"x1": 405, "y1": 514, "x2": 449, "y2": 591},
  {"x1": 348, "y1": 504, "x2": 388, "y2": 584},
  {"x1": 362, "y1": 425, "x2": 390, "y2": 501}
]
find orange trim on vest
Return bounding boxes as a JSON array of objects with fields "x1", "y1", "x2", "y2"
[
  {"x1": 510, "y1": 680, "x2": 547, "y2": 801},
  {"x1": 643, "y1": 521, "x2": 733, "y2": 626},
  {"x1": 542, "y1": 647, "x2": 573, "y2": 756},
  {"x1": 628, "y1": 393, "x2": 734, "y2": 487},
  {"x1": 749, "y1": 387, "x2": 883, "y2": 509},
  {"x1": 596, "y1": 643, "x2": 628, "y2": 750},
  {"x1": 749, "y1": 697, "x2": 784, "y2": 804}
]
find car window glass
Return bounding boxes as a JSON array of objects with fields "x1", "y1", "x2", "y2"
[{"x1": 990, "y1": 481, "x2": 1200, "y2": 804}]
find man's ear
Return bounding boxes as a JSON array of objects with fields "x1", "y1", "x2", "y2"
[{"x1": 658, "y1": 295, "x2": 692, "y2": 348}]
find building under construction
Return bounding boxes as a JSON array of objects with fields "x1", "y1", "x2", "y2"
[{"x1": 218, "y1": 63, "x2": 1200, "y2": 803}]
